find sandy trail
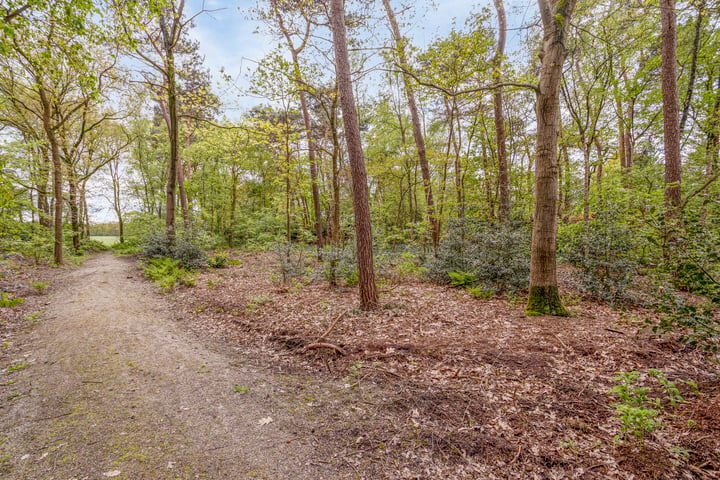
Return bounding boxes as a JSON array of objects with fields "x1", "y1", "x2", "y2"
[{"x1": 0, "y1": 253, "x2": 337, "y2": 479}]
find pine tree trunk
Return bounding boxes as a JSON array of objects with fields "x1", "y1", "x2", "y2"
[
  {"x1": 330, "y1": 0, "x2": 378, "y2": 310},
  {"x1": 661, "y1": 0, "x2": 682, "y2": 228}
]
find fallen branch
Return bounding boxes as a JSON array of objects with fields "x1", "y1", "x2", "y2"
[
  {"x1": 306, "y1": 342, "x2": 346, "y2": 355},
  {"x1": 312, "y1": 309, "x2": 349, "y2": 344},
  {"x1": 605, "y1": 328, "x2": 625, "y2": 335}
]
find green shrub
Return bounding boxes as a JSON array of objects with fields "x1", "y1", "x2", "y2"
[
  {"x1": 448, "y1": 271, "x2": 475, "y2": 287},
  {"x1": 428, "y1": 219, "x2": 530, "y2": 294},
  {"x1": 609, "y1": 369, "x2": 695, "y2": 444},
  {"x1": 649, "y1": 286, "x2": 719, "y2": 352},
  {"x1": 208, "y1": 252, "x2": 228, "y2": 268},
  {"x1": 558, "y1": 211, "x2": 637, "y2": 303},
  {"x1": 141, "y1": 231, "x2": 208, "y2": 269},
  {"x1": 0, "y1": 292, "x2": 24, "y2": 308}
]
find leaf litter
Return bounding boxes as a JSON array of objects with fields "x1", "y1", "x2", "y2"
[{"x1": 170, "y1": 251, "x2": 720, "y2": 479}]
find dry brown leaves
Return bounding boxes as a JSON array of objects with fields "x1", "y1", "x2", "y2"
[{"x1": 169, "y1": 251, "x2": 719, "y2": 479}]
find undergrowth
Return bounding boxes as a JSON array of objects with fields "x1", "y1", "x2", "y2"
[{"x1": 141, "y1": 257, "x2": 196, "y2": 289}]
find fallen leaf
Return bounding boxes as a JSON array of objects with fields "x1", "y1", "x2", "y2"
[
  {"x1": 103, "y1": 471, "x2": 121, "y2": 478},
  {"x1": 258, "y1": 416, "x2": 273, "y2": 425}
]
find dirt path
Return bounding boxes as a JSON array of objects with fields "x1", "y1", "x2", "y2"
[{"x1": 0, "y1": 253, "x2": 342, "y2": 479}]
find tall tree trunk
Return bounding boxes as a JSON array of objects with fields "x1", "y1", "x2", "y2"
[
  {"x1": 330, "y1": 0, "x2": 378, "y2": 310},
  {"x1": 37, "y1": 147, "x2": 51, "y2": 228},
  {"x1": 296, "y1": 74, "x2": 324, "y2": 251},
  {"x1": 701, "y1": 75, "x2": 720, "y2": 223},
  {"x1": 159, "y1": 10, "x2": 178, "y2": 244},
  {"x1": 493, "y1": 0, "x2": 510, "y2": 222},
  {"x1": 661, "y1": 0, "x2": 682, "y2": 227},
  {"x1": 382, "y1": 0, "x2": 439, "y2": 250},
  {"x1": 452, "y1": 107, "x2": 464, "y2": 219},
  {"x1": 38, "y1": 85, "x2": 63, "y2": 264},
  {"x1": 526, "y1": 0, "x2": 576, "y2": 317},
  {"x1": 66, "y1": 164, "x2": 80, "y2": 251},
  {"x1": 679, "y1": 1, "x2": 704, "y2": 136},
  {"x1": 329, "y1": 96, "x2": 341, "y2": 246}
]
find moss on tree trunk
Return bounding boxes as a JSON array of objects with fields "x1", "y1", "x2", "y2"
[{"x1": 525, "y1": 286, "x2": 569, "y2": 316}]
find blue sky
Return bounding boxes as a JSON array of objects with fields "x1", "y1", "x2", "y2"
[{"x1": 186, "y1": 0, "x2": 538, "y2": 113}]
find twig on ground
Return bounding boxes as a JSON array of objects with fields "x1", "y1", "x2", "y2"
[
  {"x1": 605, "y1": 328, "x2": 625, "y2": 335},
  {"x1": 510, "y1": 444, "x2": 522, "y2": 464},
  {"x1": 306, "y1": 342, "x2": 346, "y2": 355},
  {"x1": 313, "y1": 309, "x2": 349, "y2": 343}
]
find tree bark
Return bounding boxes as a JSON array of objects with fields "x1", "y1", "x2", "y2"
[
  {"x1": 330, "y1": 0, "x2": 378, "y2": 310},
  {"x1": 38, "y1": 85, "x2": 63, "y2": 265},
  {"x1": 679, "y1": 1, "x2": 704, "y2": 136},
  {"x1": 661, "y1": 0, "x2": 682, "y2": 224},
  {"x1": 493, "y1": 0, "x2": 510, "y2": 222},
  {"x1": 159, "y1": 9, "x2": 179, "y2": 244},
  {"x1": 526, "y1": 0, "x2": 576, "y2": 317},
  {"x1": 382, "y1": 0, "x2": 439, "y2": 250}
]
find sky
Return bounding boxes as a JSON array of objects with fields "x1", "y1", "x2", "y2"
[{"x1": 185, "y1": 0, "x2": 538, "y2": 113}]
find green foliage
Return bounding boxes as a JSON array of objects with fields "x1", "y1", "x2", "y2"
[
  {"x1": 0, "y1": 221, "x2": 53, "y2": 264},
  {"x1": 609, "y1": 371, "x2": 660, "y2": 444},
  {"x1": 232, "y1": 211, "x2": 284, "y2": 249},
  {"x1": 649, "y1": 287, "x2": 719, "y2": 352},
  {"x1": 467, "y1": 284, "x2": 495, "y2": 299},
  {"x1": 429, "y1": 220, "x2": 530, "y2": 294},
  {"x1": 667, "y1": 213, "x2": 720, "y2": 304},
  {"x1": 448, "y1": 271, "x2": 475, "y2": 287},
  {"x1": 234, "y1": 385, "x2": 250, "y2": 394},
  {"x1": 395, "y1": 252, "x2": 428, "y2": 280},
  {"x1": 0, "y1": 293, "x2": 24, "y2": 308},
  {"x1": 273, "y1": 242, "x2": 312, "y2": 284},
  {"x1": 111, "y1": 241, "x2": 142, "y2": 255},
  {"x1": 32, "y1": 282, "x2": 48, "y2": 293},
  {"x1": 7, "y1": 362, "x2": 28, "y2": 373},
  {"x1": 141, "y1": 231, "x2": 209, "y2": 270},
  {"x1": 208, "y1": 252, "x2": 228, "y2": 268},
  {"x1": 77, "y1": 238, "x2": 108, "y2": 254},
  {"x1": 558, "y1": 212, "x2": 637, "y2": 303},
  {"x1": 609, "y1": 370, "x2": 694, "y2": 445},
  {"x1": 141, "y1": 257, "x2": 196, "y2": 290}
]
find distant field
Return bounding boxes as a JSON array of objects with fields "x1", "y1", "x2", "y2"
[{"x1": 90, "y1": 236, "x2": 120, "y2": 246}]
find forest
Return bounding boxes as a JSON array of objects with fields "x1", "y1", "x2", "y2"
[{"x1": 1, "y1": 0, "x2": 720, "y2": 478}]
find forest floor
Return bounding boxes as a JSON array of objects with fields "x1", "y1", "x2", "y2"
[{"x1": 0, "y1": 251, "x2": 719, "y2": 479}]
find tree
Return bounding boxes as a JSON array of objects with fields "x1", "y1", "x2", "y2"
[
  {"x1": 1, "y1": 0, "x2": 98, "y2": 264},
  {"x1": 661, "y1": 0, "x2": 682, "y2": 225},
  {"x1": 329, "y1": 0, "x2": 378, "y2": 310},
  {"x1": 492, "y1": 0, "x2": 510, "y2": 222},
  {"x1": 265, "y1": 0, "x2": 325, "y2": 253},
  {"x1": 382, "y1": 0, "x2": 439, "y2": 250},
  {"x1": 111, "y1": 0, "x2": 201, "y2": 244},
  {"x1": 525, "y1": 0, "x2": 577, "y2": 316}
]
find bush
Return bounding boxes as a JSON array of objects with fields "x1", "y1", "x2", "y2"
[
  {"x1": 666, "y1": 213, "x2": 720, "y2": 304},
  {"x1": 208, "y1": 252, "x2": 228, "y2": 268},
  {"x1": 273, "y1": 242, "x2": 313, "y2": 284},
  {"x1": 649, "y1": 286, "x2": 719, "y2": 352},
  {"x1": 558, "y1": 212, "x2": 637, "y2": 303},
  {"x1": 141, "y1": 231, "x2": 208, "y2": 269},
  {"x1": 428, "y1": 219, "x2": 531, "y2": 294}
]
